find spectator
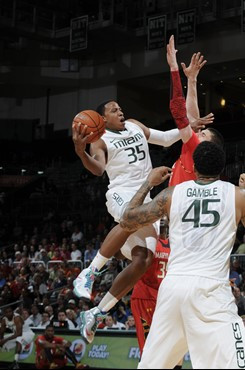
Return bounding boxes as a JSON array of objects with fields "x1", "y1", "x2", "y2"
[
  {"x1": 0, "y1": 270, "x2": 6, "y2": 288},
  {"x1": 230, "y1": 259, "x2": 242, "y2": 287},
  {"x1": 83, "y1": 243, "x2": 96, "y2": 268},
  {"x1": 71, "y1": 226, "x2": 83, "y2": 244},
  {"x1": 236, "y1": 234, "x2": 245, "y2": 254},
  {"x1": 100, "y1": 259, "x2": 119, "y2": 289},
  {"x1": 47, "y1": 243, "x2": 56, "y2": 260},
  {"x1": 52, "y1": 310, "x2": 76, "y2": 330},
  {"x1": 44, "y1": 306, "x2": 54, "y2": 321},
  {"x1": 13, "y1": 251, "x2": 22, "y2": 268},
  {"x1": 29, "y1": 305, "x2": 42, "y2": 327},
  {"x1": 36, "y1": 312, "x2": 51, "y2": 329},
  {"x1": 113, "y1": 303, "x2": 130, "y2": 325},
  {"x1": 1, "y1": 250, "x2": 13, "y2": 266},
  {"x1": 60, "y1": 244, "x2": 71, "y2": 261},
  {"x1": 65, "y1": 309, "x2": 78, "y2": 328},
  {"x1": 0, "y1": 284, "x2": 12, "y2": 306},
  {"x1": 40, "y1": 249, "x2": 50, "y2": 265},
  {"x1": 22, "y1": 309, "x2": 34, "y2": 328},
  {"x1": 103, "y1": 315, "x2": 125, "y2": 330},
  {"x1": 53, "y1": 270, "x2": 67, "y2": 290},
  {"x1": 232, "y1": 286, "x2": 245, "y2": 316},
  {"x1": 37, "y1": 264, "x2": 49, "y2": 282},
  {"x1": 34, "y1": 245, "x2": 43, "y2": 261},
  {"x1": 67, "y1": 299, "x2": 78, "y2": 312},
  {"x1": 33, "y1": 274, "x2": 48, "y2": 298},
  {"x1": 51, "y1": 248, "x2": 62, "y2": 261},
  {"x1": 28, "y1": 245, "x2": 36, "y2": 261},
  {"x1": 71, "y1": 242, "x2": 82, "y2": 261},
  {"x1": 125, "y1": 315, "x2": 136, "y2": 331}
]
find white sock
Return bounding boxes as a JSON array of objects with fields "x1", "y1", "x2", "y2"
[
  {"x1": 14, "y1": 354, "x2": 19, "y2": 362},
  {"x1": 98, "y1": 292, "x2": 119, "y2": 313},
  {"x1": 90, "y1": 251, "x2": 109, "y2": 271}
]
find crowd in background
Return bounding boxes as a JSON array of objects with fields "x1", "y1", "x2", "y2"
[
  {"x1": 0, "y1": 213, "x2": 137, "y2": 331},
  {"x1": 0, "y1": 209, "x2": 244, "y2": 332},
  {"x1": 0, "y1": 147, "x2": 244, "y2": 332}
]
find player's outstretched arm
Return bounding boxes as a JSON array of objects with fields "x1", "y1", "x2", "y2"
[
  {"x1": 128, "y1": 118, "x2": 181, "y2": 147},
  {"x1": 120, "y1": 167, "x2": 173, "y2": 232},
  {"x1": 182, "y1": 53, "x2": 214, "y2": 131},
  {"x1": 182, "y1": 52, "x2": 206, "y2": 122},
  {"x1": 72, "y1": 123, "x2": 106, "y2": 176},
  {"x1": 166, "y1": 35, "x2": 192, "y2": 143}
]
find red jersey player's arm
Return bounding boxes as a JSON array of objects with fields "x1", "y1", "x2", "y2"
[{"x1": 166, "y1": 35, "x2": 192, "y2": 143}]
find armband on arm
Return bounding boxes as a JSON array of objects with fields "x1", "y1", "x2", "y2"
[
  {"x1": 170, "y1": 70, "x2": 189, "y2": 130},
  {"x1": 148, "y1": 128, "x2": 180, "y2": 147}
]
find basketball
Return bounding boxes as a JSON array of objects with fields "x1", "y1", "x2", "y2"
[{"x1": 72, "y1": 110, "x2": 106, "y2": 143}]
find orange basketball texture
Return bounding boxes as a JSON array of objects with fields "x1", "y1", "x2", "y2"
[{"x1": 73, "y1": 110, "x2": 105, "y2": 143}]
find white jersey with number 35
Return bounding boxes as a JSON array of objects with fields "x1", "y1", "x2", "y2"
[
  {"x1": 101, "y1": 120, "x2": 152, "y2": 191},
  {"x1": 168, "y1": 180, "x2": 236, "y2": 280}
]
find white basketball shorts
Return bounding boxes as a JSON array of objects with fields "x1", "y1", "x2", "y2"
[
  {"x1": 138, "y1": 274, "x2": 245, "y2": 369},
  {"x1": 2, "y1": 330, "x2": 35, "y2": 351},
  {"x1": 106, "y1": 188, "x2": 159, "y2": 260}
]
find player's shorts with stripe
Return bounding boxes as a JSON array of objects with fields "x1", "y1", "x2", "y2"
[
  {"x1": 138, "y1": 275, "x2": 245, "y2": 369},
  {"x1": 2, "y1": 331, "x2": 35, "y2": 351}
]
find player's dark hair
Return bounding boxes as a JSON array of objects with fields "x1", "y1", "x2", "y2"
[
  {"x1": 45, "y1": 324, "x2": 54, "y2": 330},
  {"x1": 96, "y1": 100, "x2": 114, "y2": 116},
  {"x1": 193, "y1": 141, "x2": 225, "y2": 176},
  {"x1": 207, "y1": 128, "x2": 224, "y2": 148}
]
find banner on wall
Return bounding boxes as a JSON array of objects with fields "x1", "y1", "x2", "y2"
[
  {"x1": 147, "y1": 14, "x2": 166, "y2": 50},
  {"x1": 0, "y1": 332, "x2": 140, "y2": 369},
  {"x1": 177, "y1": 9, "x2": 196, "y2": 45},
  {"x1": 70, "y1": 15, "x2": 88, "y2": 52},
  {"x1": 0, "y1": 330, "x2": 192, "y2": 368}
]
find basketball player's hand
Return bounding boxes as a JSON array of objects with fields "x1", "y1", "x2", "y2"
[
  {"x1": 72, "y1": 123, "x2": 93, "y2": 154},
  {"x1": 239, "y1": 173, "x2": 245, "y2": 188},
  {"x1": 166, "y1": 35, "x2": 178, "y2": 71},
  {"x1": 147, "y1": 166, "x2": 172, "y2": 187},
  {"x1": 181, "y1": 52, "x2": 207, "y2": 80},
  {"x1": 190, "y1": 113, "x2": 214, "y2": 132}
]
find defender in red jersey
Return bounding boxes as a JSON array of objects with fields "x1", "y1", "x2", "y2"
[
  {"x1": 131, "y1": 217, "x2": 170, "y2": 354},
  {"x1": 167, "y1": 35, "x2": 224, "y2": 187}
]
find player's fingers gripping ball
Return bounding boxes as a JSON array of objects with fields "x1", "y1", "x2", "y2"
[{"x1": 73, "y1": 110, "x2": 106, "y2": 143}]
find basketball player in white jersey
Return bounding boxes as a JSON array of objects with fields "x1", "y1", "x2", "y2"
[
  {"x1": 0, "y1": 306, "x2": 35, "y2": 369},
  {"x1": 120, "y1": 140, "x2": 245, "y2": 369},
  {"x1": 72, "y1": 52, "x2": 213, "y2": 344}
]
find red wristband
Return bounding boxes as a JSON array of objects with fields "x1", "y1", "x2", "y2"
[{"x1": 170, "y1": 97, "x2": 189, "y2": 129}]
